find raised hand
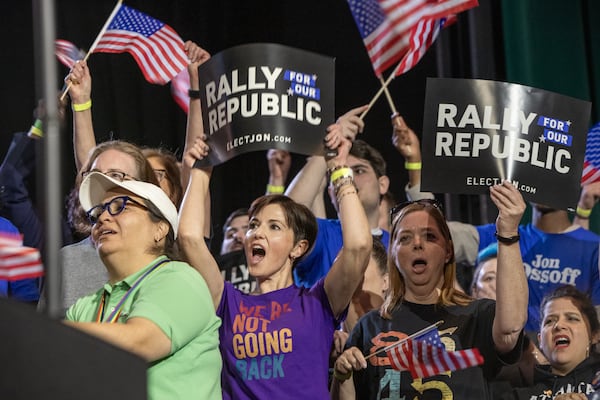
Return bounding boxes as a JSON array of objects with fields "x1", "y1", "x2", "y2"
[
  {"x1": 490, "y1": 181, "x2": 526, "y2": 237},
  {"x1": 267, "y1": 149, "x2": 291, "y2": 187},
  {"x1": 66, "y1": 60, "x2": 92, "y2": 104},
  {"x1": 391, "y1": 113, "x2": 420, "y2": 161},
  {"x1": 184, "y1": 41, "x2": 211, "y2": 88}
]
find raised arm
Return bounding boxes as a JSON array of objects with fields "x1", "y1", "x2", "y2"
[
  {"x1": 265, "y1": 149, "x2": 291, "y2": 194},
  {"x1": 66, "y1": 60, "x2": 96, "y2": 171},
  {"x1": 391, "y1": 113, "x2": 433, "y2": 202},
  {"x1": 323, "y1": 134, "x2": 373, "y2": 317},
  {"x1": 285, "y1": 105, "x2": 367, "y2": 208},
  {"x1": 490, "y1": 181, "x2": 528, "y2": 354},
  {"x1": 178, "y1": 136, "x2": 224, "y2": 308},
  {"x1": 179, "y1": 41, "x2": 212, "y2": 239},
  {"x1": 574, "y1": 181, "x2": 600, "y2": 229},
  {"x1": 180, "y1": 41, "x2": 211, "y2": 189}
]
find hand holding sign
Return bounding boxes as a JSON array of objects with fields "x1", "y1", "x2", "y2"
[
  {"x1": 421, "y1": 78, "x2": 591, "y2": 210},
  {"x1": 185, "y1": 134, "x2": 212, "y2": 173},
  {"x1": 490, "y1": 180, "x2": 526, "y2": 238},
  {"x1": 195, "y1": 43, "x2": 335, "y2": 167}
]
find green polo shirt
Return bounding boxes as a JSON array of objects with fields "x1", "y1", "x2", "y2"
[{"x1": 66, "y1": 256, "x2": 222, "y2": 399}]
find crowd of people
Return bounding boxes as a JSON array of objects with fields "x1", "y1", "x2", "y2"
[{"x1": 2, "y1": 41, "x2": 600, "y2": 399}]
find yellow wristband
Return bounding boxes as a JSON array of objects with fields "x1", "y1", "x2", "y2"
[
  {"x1": 576, "y1": 206, "x2": 592, "y2": 219},
  {"x1": 330, "y1": 167, "x2": 353, "y2": 183},
  {"x1": 72, "y1": 99, "x2": 92, "y2": 112},
  {"x1": 404, "y1": 161, "x2": 422, "y2": 171},
  {"x1": 266, "y1": 184, "x2": 285, "y2": 194},
  {"x1": 29, "y1": 119, "x2": 44, "y2": 138}
]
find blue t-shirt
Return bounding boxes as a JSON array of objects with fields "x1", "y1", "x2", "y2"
[
  {"x1": 477, "y1": 223, "x2": 600, "y2": 332},
  {"x1": 293, "y1": 218, "x2": 389, "y2": 288}
]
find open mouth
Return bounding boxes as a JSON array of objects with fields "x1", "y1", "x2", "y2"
[
  {"x1": 554, "y1": 336, "x2": 570, "y2": 348},
  {"x1": 412, "y1": 258, "x2": 427, "y2": 272},
  {"x1": 249, "y1": 245, "x2": 266, "y2": 264}
]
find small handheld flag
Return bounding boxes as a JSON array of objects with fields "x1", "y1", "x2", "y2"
[
  {"x1": 386, "y1": 326, "x2": 484, "y2": 379},
  {"x1": 170, "y1": 69, "x2": 191, "y2": 113},
  {"x1": 55, "y1": 39, "x2": 86, "y2": 68},
  {"x1": 93, "y1": 4, "x2": 188, "y2": 85},
  {"x1": 347, "y1": 0, "x2": 479, "y2": 119},
  {"x1": 581, "y1": 122, "x2": 600, "y2": 186},
  {"x1": 346, "y1": 0, "x2": 478, "y2": 78},
  {"x1": 0, "y1": 232, "x2": 44, "y2": 281}
]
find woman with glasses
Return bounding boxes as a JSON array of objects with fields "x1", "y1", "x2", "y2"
[
  {"x1": 65, "y1": 171, "x2": 222, "y2": 400},
  {"x1": 333, "y1": 181, "x2": 528, "y2": 399},
  {"x1": 142, "y1": 147, "x2": 183, "y2": 209},
  {"x1": 37, "y1": 139, "x2": 160, "y2": 315},
  {"x1": 178, "y1": 127, "x2": 372, "y2": 398}
]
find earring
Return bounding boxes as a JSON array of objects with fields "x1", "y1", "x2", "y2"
[{"x1": 587, "y1": 344, "x2": 590, "y2": 358}]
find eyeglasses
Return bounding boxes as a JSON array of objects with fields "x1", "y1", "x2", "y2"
[
  {"x1": 86, "y1": 195, "x2": 148, "y2": 224},
  {"x1": 390, "y1": 199, "x2": 444, "y2": 226},
  {"x1": 82, "y1": 169, "x2": 137, "y2": 182},
  {"x1": 153, "y1": 169, "x2": 167, "y2": 183}
]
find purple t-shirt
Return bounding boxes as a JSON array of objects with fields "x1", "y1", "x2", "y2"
[{"x1": 217, "y1": 279, "x2": 341, "y2": 399}]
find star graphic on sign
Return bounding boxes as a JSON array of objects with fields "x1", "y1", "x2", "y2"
[
  {"x1": 312, "y1": 74, "x2": 317, "y2": 82},
  {"x1": 567, "y1": 120, "x2": 572, "y2": 126},
  {"x1": 539, "y1": 135, "x2": 546, "y2": 143},
  {"x1": 287, "y1": 87, "x2": 294, "y2": 96}
]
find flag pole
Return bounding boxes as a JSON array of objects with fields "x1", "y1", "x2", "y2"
[
  {"x1": 364, "y1": 320, "x2": 443, "y2": 360},
  {"x1": 60, "y1": 0, "x2": 123, "y2": 101},
  {"x1": 380, "y1": 76, "x2": 398, "y2": 116},
  {"x1": 359, "y1": 61, "x2": 402, "y2": 121}
]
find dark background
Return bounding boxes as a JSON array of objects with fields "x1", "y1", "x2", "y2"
[{"x1": 2, "y1": 0, "x2": 598, "y2": 250}]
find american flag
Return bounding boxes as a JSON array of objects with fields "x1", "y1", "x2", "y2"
[
  {"x1": 171, "y1": 69, "x2": 191, "y2": 113},
  {"x1": 386, "y1": 327, "x2": 484, "y2": 379},
  {"x1": 346, "y1": 0, "x2": 478, "y2": 77},
  {"x1": 394, "y1": 16, "x2": 445, "y2": 75},
  {"x1": 93, "y1": 5, "x2": 188, "y2": 85},
  {"x1": 581, "y1": 122, "x2": 600, "y2": 186},
  {"x1": 55, "y1": 39, "x2": 86, "y2": 68},
  {"x1": 0, "y1": 232, "x2": 44, "y2": 281}
]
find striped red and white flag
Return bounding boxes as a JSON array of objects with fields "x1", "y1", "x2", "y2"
[
  {"x1": 0, "y1": 233, "x2": 44, "y2": 281},
  {"x1": 94, "y1": 4, "x2": 188, "y2": 85},
  {"x1": 581, "y1": 122, "x2": 600, "y2": 186},
  {"x1": 171, "y1": 69, "x2": 191, "y2": 113},
  {"x1": 346, "y1": 0, "x2": 478, "y2": 77},
  {"x1": 55, "y1": 39, "x2": 86, "y2": 68},
  {"x1": 386, "y1": 328, "x2": 484, "y2": 379}
]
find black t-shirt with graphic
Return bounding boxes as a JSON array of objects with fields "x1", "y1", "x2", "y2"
[{"x1": 347, "y1": 299, "x2": 523, "y2": 400}]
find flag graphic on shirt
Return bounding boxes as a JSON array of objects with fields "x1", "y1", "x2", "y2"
[
  {"x1": 581, "y1": 122, "x2": 600, "y2": 186},
  {"x1": 346, "y1": 0, "x2": 478, "y2": 77},
  {"x1": 0, "y1": 232, "x2": 44, "y2": 281},
  {"x1": 55, "y1": 39, "x2": 86, "y2": 68},
  {"x1": 386, "y1": 327, "x2": 484, "y2": 379},
  {"x1": 94, "y1": 4, "x2": 188, "y2": 85}
]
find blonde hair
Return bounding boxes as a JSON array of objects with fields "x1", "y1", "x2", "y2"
[{"x1": 380, "y1": 201, "x2": 472, "y2": 319}]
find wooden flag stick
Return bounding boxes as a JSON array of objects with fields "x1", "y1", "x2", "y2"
[
  {"x1": 380, "y1": 76, "x2": 398, "y2": 116},
  {"x1": 359, "y1": 61, "x2": 402, "y2": 121},
  {"x1": 364, "y1": 320, "x2": 444, "y2": 360},
  {"x1": 60, "y1": 0, "x2": 123, "y2": 101}
]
